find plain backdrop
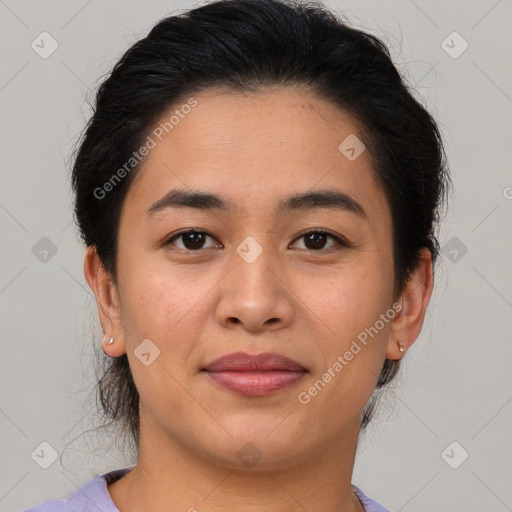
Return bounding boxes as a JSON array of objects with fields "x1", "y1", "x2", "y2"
[{"x1": 1, "y1": 1, "x2": 511, "y2": 511}]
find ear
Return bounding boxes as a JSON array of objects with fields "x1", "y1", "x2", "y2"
[
  {"x1": 84, "y1": 246, "x2": 126, "y2": 357},
  {"x1": 386, "y1": 247, "x2": 434, "y2": 360}
]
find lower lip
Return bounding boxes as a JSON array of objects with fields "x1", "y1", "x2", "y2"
[{"x1": 204, "y1": 370, "x2": 307, "y2": 396}]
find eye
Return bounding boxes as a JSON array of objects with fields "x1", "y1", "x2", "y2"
[
  {"x1": 165, "y1": 230, "x2": 222, "y2": 251},
  {"x1": 290, "y1": 229, "x2": 349, "y2": 251},
  {"x1": 164, "y1": 228, "x2": 349, "y2": 253}
]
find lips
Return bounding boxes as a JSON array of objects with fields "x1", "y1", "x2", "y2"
[
  {"x1": 202, "y1": 352, "x2": 307, "y2": 396},
  {"x1": 202, "y1": 352, "x2": 306, "y2": 372}
]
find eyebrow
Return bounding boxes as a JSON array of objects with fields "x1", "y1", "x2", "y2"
[{"x1": 146, "y1": 187, "x2": 367, "y2": 219}]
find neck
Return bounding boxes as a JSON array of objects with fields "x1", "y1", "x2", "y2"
[{"x1": 108, "y1": 415, "x2": 365, "y2": 512}]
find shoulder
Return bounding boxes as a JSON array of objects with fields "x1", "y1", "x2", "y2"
[
  {"x1": 24, "y1": 467, "x2": 134, "y2": 512},
  {"x1": 24, "y1": 498, "x2": 69, "y2": 512},
  {"x1": 352, "y1": 484, "x2": 392, "y2": 512}
]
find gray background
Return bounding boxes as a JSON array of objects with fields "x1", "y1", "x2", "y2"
[{"x1": 1, "y1": 0, "x2": 511, "y2": 511}]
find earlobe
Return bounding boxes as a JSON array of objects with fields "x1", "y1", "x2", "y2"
[
  {"x1": 84, "y1": 246, "x2": 126, "y2": 357},
  {"x1": 386, "y1": 248, "x2": 434, "y2": 360},
  {"x1": 101, "y1": 334, "x2": 126, "y2": 358}
]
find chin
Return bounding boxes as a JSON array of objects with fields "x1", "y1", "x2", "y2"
[{"x1": 197, "y1": 420, "x2": 312, "y2": 471}]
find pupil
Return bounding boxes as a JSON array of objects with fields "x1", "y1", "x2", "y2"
[
  {"x1": 184, "y1": 232, "x2": 205, "y2": 250},
  {"x1": 306, "y1": 233, "x2": 326, "y2": 250}
]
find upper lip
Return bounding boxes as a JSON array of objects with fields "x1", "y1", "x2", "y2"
[{"x1": 202, "y1": 352, "x2": 307, "y2": 372}]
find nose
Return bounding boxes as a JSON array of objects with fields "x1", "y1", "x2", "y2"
[{"x1": 215, "y1": 245, "x2": 295, "y2": 333}]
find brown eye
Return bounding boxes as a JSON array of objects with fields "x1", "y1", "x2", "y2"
[
  {"x1": 166, "y1": 230, "x2": 221, "y2": 251},
  {"x1": 291, "y1": 230, "x2": 348, "y2": 251},
  {"x1": 165, "y1": 229, "x2": 348, "y2": 253}
]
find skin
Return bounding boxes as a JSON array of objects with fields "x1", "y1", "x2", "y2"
[{"x1": 85, "y1": 87, "x2": 433, "y2": 512}]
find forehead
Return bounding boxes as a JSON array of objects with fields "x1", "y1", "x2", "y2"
[{"x1": 123, "y1": 87, "x2": 389, "y2": 223}]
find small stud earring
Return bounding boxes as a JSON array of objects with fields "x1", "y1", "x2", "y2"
[
  {"x1": 103, "y1": 334, "x2": 115, "y2": 345},
  {"x1": 397, "y1": 342, "x2": 405, "y2": 353}
]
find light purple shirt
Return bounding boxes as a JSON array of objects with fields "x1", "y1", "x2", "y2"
[{"x1": 25, "y1": 466, "x2": 390, "y2": 512}]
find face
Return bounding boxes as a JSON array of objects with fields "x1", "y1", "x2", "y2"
[{"x1": 103, "y1": 87, "x2": 400, "y2": 469}]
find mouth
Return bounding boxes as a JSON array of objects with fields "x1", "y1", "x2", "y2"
[{"x1": 201, "y1": 352, "x2": 308, "y2": 396}]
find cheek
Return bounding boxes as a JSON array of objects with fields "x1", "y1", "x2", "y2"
[
  {"x1": 306, "y1": 260, "x2": 394, "y2": 393},
  {"x1": 117, "y1": 256, "x2": 219, "y2": 380},
  {"x1": 300, "y1": 282, "x2": 391, "y2": 420},
  {"x1": 122, "y1": 273, "x2": 204, "y2": 341},
  {"x1": 313, "y1": 261, "x2": 393, "y2": 334},
  {"x1": 119, "y1": 271, "x2": 207, "y2": 406},
  {"x1": 118, "y1": 241, "x2": 201, "y2": 328}
]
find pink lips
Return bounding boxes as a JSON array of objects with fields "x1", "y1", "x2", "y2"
[{"x1": 202, "y1": 352, "x2": 307, "y2": 396}]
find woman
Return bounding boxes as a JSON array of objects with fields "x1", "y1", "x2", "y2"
[{"x1": 26, "y1": 0, "x2": 449, "y2": 510}]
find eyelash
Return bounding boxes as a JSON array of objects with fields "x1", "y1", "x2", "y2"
[{"x1": 164, "y1": 228, "x2": 350, "y2": 253}]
